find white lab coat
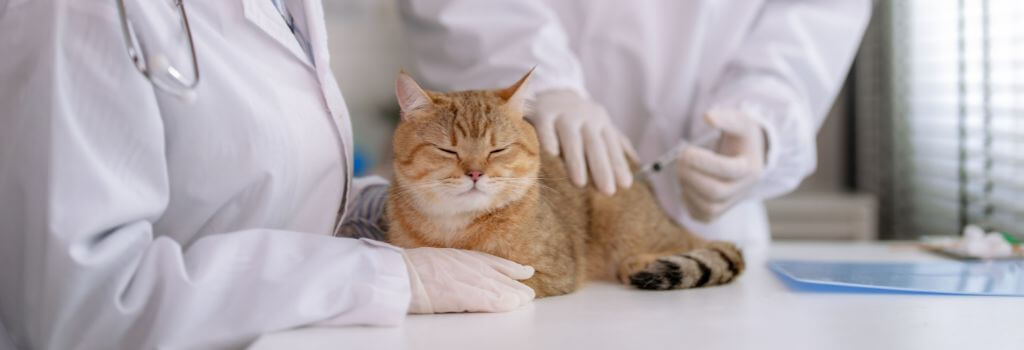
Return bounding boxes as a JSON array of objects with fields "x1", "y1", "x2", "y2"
[
  {"x1": 399, "y1": 0, "x2": 871, "y2": 247},
  {"x1": 0, "y1": 0, "x2": 410, "y2": 349}
]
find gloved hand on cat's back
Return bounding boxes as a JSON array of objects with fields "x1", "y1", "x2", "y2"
[
  {"x1": 676, "y1": 108, "x2": 766, "y2": 222},
  {"x1": 402, "y1": 247, "x2": 536, "y2": 314},
  {"x1": 530, "y1": 89, "x2": 637, "y2": 195}
]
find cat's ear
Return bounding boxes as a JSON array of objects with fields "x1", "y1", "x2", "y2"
[
  {"x1": 497, "y1": 67, "x2": 534, "y2": 113},
  {"x1": 396, "y1": 70, "x2": 432, "y2": 119}
]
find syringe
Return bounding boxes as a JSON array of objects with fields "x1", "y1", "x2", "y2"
[{"x1": 635, "y1": 133, "x2": 719, "y2": 176}]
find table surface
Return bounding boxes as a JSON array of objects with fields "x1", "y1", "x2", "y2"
[{"x1": 249, "y1": 241, "x2": 1024, "y2": 350}]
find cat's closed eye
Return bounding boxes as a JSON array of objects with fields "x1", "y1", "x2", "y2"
[
  {"x1": 490, "y1": 148, "x2": 507, "y2": 155},
  {"x1": 435, "y1": 146, "x2": 458, "y2": 156}
]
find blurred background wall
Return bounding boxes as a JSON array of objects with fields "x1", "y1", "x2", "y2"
[
  {"x1": 325, "y1": 0, "x2": 408, "y2": 175},
  {"x1": 324, "y1": 0, "x2": 1024, "y2": 242}
]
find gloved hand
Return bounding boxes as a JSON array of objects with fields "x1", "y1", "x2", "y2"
[
  {"x1": 676, "y1": 108, "x2": 766, "y2": 222},
  {"x1": 402, "y1": 247, "x2": 536, "y2": 314},
  {"x1": 531, "y1": 90, "x2": 636, "y2": 195}
]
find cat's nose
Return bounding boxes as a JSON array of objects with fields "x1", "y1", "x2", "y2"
[{"x1": 466, "y1": 170, "x2": 484, "y2": 182}]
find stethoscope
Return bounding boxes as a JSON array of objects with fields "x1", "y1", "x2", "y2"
[{"x1": 115, "y1": 0, "x2": 200, "y2": 102}]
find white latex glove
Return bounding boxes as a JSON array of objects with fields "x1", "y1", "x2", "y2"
[
  {"x1": 402, "y1": 247, "x2": 536, "y2": 314},
  {"x1": 532, "y1": 90, "x2": 637, "y2": 195},
  {"x1": 677, "y1": 108, "x2": 766, "y2": 222}
]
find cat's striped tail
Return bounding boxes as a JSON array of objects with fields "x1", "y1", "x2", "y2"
[{"x1": 620, "y1": 241, "x2": 745, "y2": 290}]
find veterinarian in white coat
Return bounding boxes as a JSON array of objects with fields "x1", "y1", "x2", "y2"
[
  {"x1": 0, "y1": 0, "x2": 535, "y2": 349},
  {"x1": 399, "y1": 0, "x2": 871, "y2": 247}
]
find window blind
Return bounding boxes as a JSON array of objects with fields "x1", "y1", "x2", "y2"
[{"x1": 893, "y1": 0, "x2": 1024, "y2": 237}]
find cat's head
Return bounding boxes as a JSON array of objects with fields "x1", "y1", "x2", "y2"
[{"x1": 391, "y1": 70, "x2": 540, "y2": 216}]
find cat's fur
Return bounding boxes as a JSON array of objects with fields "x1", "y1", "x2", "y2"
[{"x1": 387, "y1": 70, "x2": 744, "y2": 297}]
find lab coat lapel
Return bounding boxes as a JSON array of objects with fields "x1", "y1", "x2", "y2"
[
  {"x1": 241, "y1": 0, "x2": 314, "y2": 69},
  {"x1": 301, "y1": 0, "x2": 355, "y2": 226},
  {"x1": 302, "y1": 0, "x2": 345, "y2": 117}
]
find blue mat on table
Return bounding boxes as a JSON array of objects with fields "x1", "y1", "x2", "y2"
[{"x1": 769, "y1": 260, "x2": 1024, "y2": 296}]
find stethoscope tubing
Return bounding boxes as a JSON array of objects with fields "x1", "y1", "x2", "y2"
[{"x1": 115, "y1": 0, "x2": 200, "y2": 101}]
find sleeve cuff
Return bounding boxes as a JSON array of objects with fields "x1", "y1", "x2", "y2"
[{"x1": 314, "y1": 239, "x2": 411, "y2": 327}]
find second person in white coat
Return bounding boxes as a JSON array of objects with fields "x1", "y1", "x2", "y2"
[{"x1": 398, "y1": 0, "x2": 871, "y2": 247}]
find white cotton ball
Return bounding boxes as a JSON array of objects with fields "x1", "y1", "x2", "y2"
[
  {"x1": 984, "y1": 232, "x2": 1012, "y2": 257},
  {"x1": 990, "y1": 244, "x2": 1012, "y2": 258},
  {"x1": 963, "y1": 224, "x2": 985, "y2": 240},
  {"x1": 959, "y1": 225, "x2": 987, "y2": 256},
  {"x1": 984, "y1": 232, "x2": 1005, "y2": 243},
  {"x1": 964, "y1": 239, "x2": 989, "y2": 257}
]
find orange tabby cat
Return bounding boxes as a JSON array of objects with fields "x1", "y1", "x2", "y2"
[{"x1": 387, "y1": 70, "x2": 744, "y2": 297}]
